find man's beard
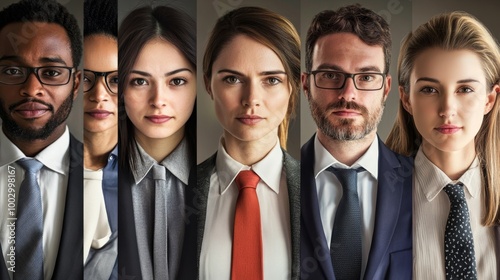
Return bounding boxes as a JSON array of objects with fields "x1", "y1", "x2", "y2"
[
  {"x1": 0, "y1": 92, "x2": 74, "y2": 141},
  {"x1": 308, "y1": 93, "x2": 385, "y2": 141}
]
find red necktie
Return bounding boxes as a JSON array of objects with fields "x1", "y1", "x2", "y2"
[{"x1": 231, "y1": 170, "x2": 263, "y2": 280}]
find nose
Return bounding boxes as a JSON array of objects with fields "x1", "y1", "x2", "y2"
[
  {"x1": 150, "y1": 84, "x2": 167, "y2": 108},
  {"x1": 438, "y1": 92, "x2": 457, "y2": 118},
  {"x1": 241, "y1": 81, "x2": 261, "y2": 107},
  {"x1": 88, "y1": 77, "x2": 110, "y2": 102},
  {"x1": 337, "y1": 76, "x2": 357, "y2": 101},
  {"x1": 20, "y1": 72, "x2": 44, "y2": 97}
]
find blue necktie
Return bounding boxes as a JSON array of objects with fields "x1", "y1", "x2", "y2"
[
  {"x1": 327, "y1": 167, "x2": 362, "y2": 280},
  {"x1": 444, "y1": 183, "x2": 477, "y2": 280},
  {"x1": 15, "y1": 158, "x2": 44, "y2": 280}
]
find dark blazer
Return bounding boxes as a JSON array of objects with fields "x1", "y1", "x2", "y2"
[
  {"x1": 0, "y1": 134, "x2": 83, "y2": 280},
  {"x1": 179, "y1": 150, "x2": 301, "y2": 280},
  {"x1": 300, "y1": 135, "x2": 413, "y2": 280}
]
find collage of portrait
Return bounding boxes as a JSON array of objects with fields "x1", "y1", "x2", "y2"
[{"x1": 0, "y1": 0, "x2": 498, "y2": 279}]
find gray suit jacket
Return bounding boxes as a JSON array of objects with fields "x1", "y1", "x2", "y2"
[{"x1": 179, "y1": 149, "x2": 300, "y2": 279}]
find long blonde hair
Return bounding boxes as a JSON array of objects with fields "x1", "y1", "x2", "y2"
[{"x1": 386, "y1": 11, "x2": 500, "y2": 226}]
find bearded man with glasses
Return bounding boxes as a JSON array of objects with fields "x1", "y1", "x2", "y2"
[
  {"x1": 300, "y1": 4, "x2": 413, "y2": 280},
  {"x1": 0, "y1": 0, "x2": 83, "y2": 279}
]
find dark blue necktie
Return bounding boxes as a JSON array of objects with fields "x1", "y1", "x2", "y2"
[
  {"x1": 443, "y1": 183, "x2": 477, "y2": 280},
  {"x1": 15, "y1": 158, "x2": 44, "y2": 280},
  {"x1": 327, "y1": 167, "x2": 362, "y2": 280}
]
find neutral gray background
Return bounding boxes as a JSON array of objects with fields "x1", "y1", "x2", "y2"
[
  {"x1": 196, "y1": 0, "x2": 301, "y2": 163},
  {"x1": 0, "y1": 0, "x2": 83, "y2": 141}
]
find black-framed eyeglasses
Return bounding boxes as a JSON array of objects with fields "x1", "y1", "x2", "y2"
[
  {"x1": 309, "y1": 70, "x2": 386, "y2": 91},
  {"x1": 0, "y1": 65, "x2": 75, "y2": 86},
  {"x1": 83, "y1": 69, "x2": 118, "y2": 94}
]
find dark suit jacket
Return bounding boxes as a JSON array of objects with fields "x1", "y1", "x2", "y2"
[
  {"x1": 179, "y1": 150, "x2": 301, "y2": 280},
  {"x1": 0, "y1": 134, "x2": 83, "y2": 279},
  {"x1": 300, "y1": 135, "x2": 413, "y2": 280}
]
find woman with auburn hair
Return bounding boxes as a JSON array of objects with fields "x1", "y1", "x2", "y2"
[
  {"x1": 180, "y1": 6, "x2": 300, "y2": 280},
  {"x1": 386, "y1": 11, "x2": 499, "y2": 279},
  {"x1": 117, "y1": 4, "x2": 196, "y2": 280}
]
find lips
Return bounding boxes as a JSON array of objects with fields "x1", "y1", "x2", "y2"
[
  {"x1": 86, "y1": 109, "x2": 113, "y2": 119},
  {"x1": 13, "y1": 102, "x2": 51, "y2": 119},
  {"x1": 145, "y1": 115, "x2": 172, "y2": 124},
  {"x1": 435, "y1": 125, "x2": 462, "y2": 134},
  {"x1": 332, "y1": 110, "x2": 361, "y2": 117},
  {"x1": 236, "y1": 115, "x2": 263, "y2": 125}
]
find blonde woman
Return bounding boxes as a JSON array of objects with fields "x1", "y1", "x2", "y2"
[{"x1": 387, "y1": 11, "x2": 499, "y2": 279}]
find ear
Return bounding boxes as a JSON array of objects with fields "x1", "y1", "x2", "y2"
[
  {"x1": 73, "y1": 70, "x2": 81, "y2": 100},
  {"x1": 399, "y1": 85, "x2": 413, "y2": 115},
  {"x1": 383, "y1": 74, "x2": 392, "y2": 102},
  {"x1": 204, "y1": 75, "x2": 213, "y2": 100},
  {"x1": 301, "y1": 72, "x2": 310, "y2": 98},
  {"x1": 484, "y1": 84, "x2": 499, "y2": 114}
]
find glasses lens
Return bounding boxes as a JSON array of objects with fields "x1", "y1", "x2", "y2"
[
  {"x1": 83, "y1": 70, "x2": 96, "y2": 92},
  {"x1": 38, "y1": 67, "x2": 71, "y2": 85},
  {"x1": 354, "y1": 73, "x2": 384, "y2": 90},
  {"x1": 0, "y1": 66, "x2": 27, "y2": 84},
  {"x1": 315, "y1": 71, "x2": 345, "y2": 89},
  {"x1": 106, "y1": 72, "x2": 118, "y2": 94}
]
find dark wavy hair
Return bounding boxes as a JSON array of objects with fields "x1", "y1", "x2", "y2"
[
  {"x1": 118, "y1": 5, "x2": 196, "y2": 171},
  {"x1": 0, "y1": 0, "x2": 82, "y2": 67}
]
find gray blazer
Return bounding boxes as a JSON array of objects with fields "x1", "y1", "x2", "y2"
[{"x1": 179, "y1": 149, "x2": 300, "y2": 279}]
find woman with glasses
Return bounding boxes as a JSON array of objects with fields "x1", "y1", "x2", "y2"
[
  {"x1": 180, "y1": 6, "x2": 300, "y2": 280},
  {"x1": 117, "y1": 4, "x2": 196, "y2": 280},
  {"x1": 82, "y1": 0, "x2": 118, "y2": 279},
  {"x1": 386, "y1": 12, "x2": 499, "y2": 279}
]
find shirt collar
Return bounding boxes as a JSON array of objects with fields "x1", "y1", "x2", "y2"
[
  {"x1": 131, "y1": 137, "x2": 191, "y2": 185},
  {"x1": 415, "y1": 146, "x2": 480, "y2": 201},
  {"x1": 0, "y1": 126, "x2": 70, "y2": 175},
  {"x1": 313, "y1": 134, "x2": 379, "y2": 179},
  {"x1": 215, "y1": 137, "x2": 284, "y2": 195}
]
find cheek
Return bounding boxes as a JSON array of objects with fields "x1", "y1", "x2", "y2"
[{"x1": 124, "y1": 91, "x2": 147, "y2": 118}]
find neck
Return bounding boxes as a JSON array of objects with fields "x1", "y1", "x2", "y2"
[
  {"x1": 317, "y1": 129, "x2": 376, "y2": 166},
  {"x1": 3, "y1": 124, "x2": 66, "y2": 157},
  {"x1": 421, "y1": 140, "x2": 476, "y2": 180},
  {"x1": 223, "y1": 130, "x2": 278, "y2": 166},
  {"x1": 83, "y1": 129, "x2": 117, "y2": 170},
  {"x1": 135, "y1": 127, "x2": 184, "y2": 163}
]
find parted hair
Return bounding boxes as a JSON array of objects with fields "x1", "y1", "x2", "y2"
[
  {"x1": 386, "y1": 11, "x2": 500, "y2": 226},
  {"x1": 202, "y1": 6, "x2": 300, "y2": 149}
]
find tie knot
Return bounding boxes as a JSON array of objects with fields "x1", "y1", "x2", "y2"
[
  {"x1": 152, "y1": 164, "x2": 167, "y2": 181},
  {"x1": 235, "y1": 170, "x2": 260, "y2": 191},
  {"x1": 443, "y1": 183, "x2": 466, "y2": 204},
  {"x1": 326, "y1": 166, "x2": 360, "y2": 192},
  {"x1": 17, "y1": 158, "x2": 44, "y2": 174}
]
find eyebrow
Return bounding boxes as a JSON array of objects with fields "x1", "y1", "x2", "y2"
[
  {"x1": 314, "y1": 63, "x2": 381, "y2": 73},
  {"x1": 416, "y1": 77, "x2": 481, "y2": 84},
  {"x1": 130, "y1": 68, "x2": 192, "y2": 77},
  {"x1": 217, "y1": 69, "x2": 287, "y2": 76},
  {"x1": 0, "y1": 55, "x2": 68, "y2": 66}
]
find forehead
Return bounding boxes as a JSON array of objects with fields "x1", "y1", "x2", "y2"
[
  {"x1": 312, "y1": 32, "x2": 384, "y2": 72},
  {"x1": 0, "y1": 22, "x2": 72, "y2": 66},
  {"x1": 133, "y1": 37, "x2": 192, "y2": 72}
]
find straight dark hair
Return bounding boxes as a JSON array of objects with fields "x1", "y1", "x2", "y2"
[{"x1": 118, "y1": 6, "x2": 196, "y2": 171}]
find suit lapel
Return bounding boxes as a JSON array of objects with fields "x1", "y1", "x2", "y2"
[
  {"x1": 364, "y1": 139, "x2": 409, "y2": 279},
  {"x1": 301, "y1": 136, "x2": 335, "y2": 279},
  {"x1": 283, "y1": 151, "x2": 300, "y2": 280},
  {"x1": 52, "y1": 134, "x2": 83, "y2": 279}
]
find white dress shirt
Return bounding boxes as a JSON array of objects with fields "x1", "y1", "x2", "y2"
[
  {"x1": 0, "y1": 126, "x2": 70, "y2": 280},
  {"x1": 413, "y1": 146, "x2": 497, "y2": 279},
  {"x1": 200, "y1": 138, "x2": 291, "y2": 280},
  {"x1": 314, "y1": 135, "x2": 379, "y2": 278}
]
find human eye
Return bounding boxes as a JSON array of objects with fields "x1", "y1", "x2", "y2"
[
  {"x1": 83, "y1": 72, "x2": 93, "y2": 84},
  {"x1": 1, "y1": 66, "x2": 24, "y2": 76},
  {"x1": 223, "y1": 75, "x2": 241, "y2": 84},
  {"x1": 321, "y1": 71, "x2": 342, "y2": 80},
  {"x1": 40, "y1": 67, "x2": 63, "y2": 77},
  {"x1": 266, "y1": 76, "x2": 282, "y2": 85},
  {"x1": 357, "y1": 74, "x2": 376, "y2": 82},
  {"x1": 457, "y1": 86, "x2": 474, "y2": 94},
  {"x1": 130, "y1": 77, "x2": 148, "y2": 86},
  {"x1": 419, "y1": 86, "x2": 437, "y2": 94},
  {"x1": 108, "y1": 73, "x2": 118, "y2": 85},
  {"x1": 170, "y1": 78, "x2": 187, "y2": 86}
]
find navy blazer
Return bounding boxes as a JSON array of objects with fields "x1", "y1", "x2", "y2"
[
  {"x1": 300, "y1": 135, "x2": 413, "y2": 280},
  {"x1": 0, "y1": 134, "x2": 83, "y2": 279},
  {"x1": 179, "y1": 150, "x2": 301, "y2": 280}
]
